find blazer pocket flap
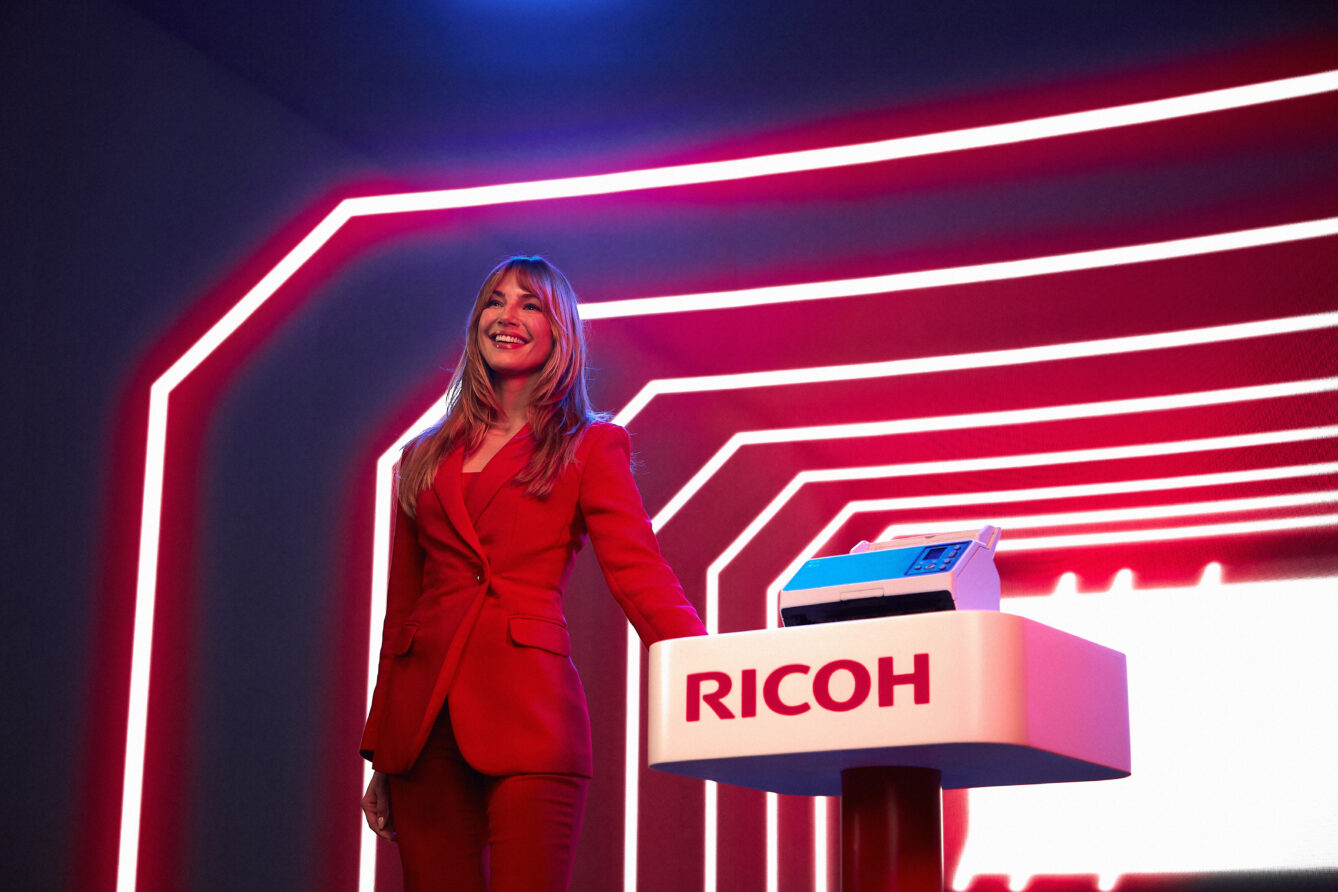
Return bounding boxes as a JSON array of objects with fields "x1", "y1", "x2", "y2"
[
  {"x1": 388, "y1": 622, "x2": 418, "y2": 656},
  {"x1": 508, "y1": 616, "x2": 571, "y2": 657}
]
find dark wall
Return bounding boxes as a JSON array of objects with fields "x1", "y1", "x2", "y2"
[
  {"x1": 3, "y1": 2, "x2": 377, "y2": 888},
  {"x1": 5, "y1": 2, "x2": 1337, "y2": 890}
]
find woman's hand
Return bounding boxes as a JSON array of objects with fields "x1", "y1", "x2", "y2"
[{"x1": 361, "y1": 770, "x2": 396, "y2": 841}]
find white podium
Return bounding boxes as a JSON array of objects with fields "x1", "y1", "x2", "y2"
[{"x1": 648, "y1": 611, "x2": 1130, "y2": 890}]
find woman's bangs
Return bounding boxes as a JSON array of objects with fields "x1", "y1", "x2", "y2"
[{"x1": 506, "y1": 262, "x2": 550, "y2": 306}]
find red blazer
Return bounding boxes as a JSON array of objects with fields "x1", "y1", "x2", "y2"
[{"x1": 360, "y1": 421, "x2": 706, "y2": 777}]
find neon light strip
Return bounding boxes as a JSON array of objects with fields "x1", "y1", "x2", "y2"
[
  {"x1": 767, "y1": 793, "x2": 779, "y2": 892},
  {"x1": 360, "y1": 399, "x2": 449, "y2": 892},
  {"x1": 654, "y1": 377, "x2": 1338, "y2": 532},
  {"x1": 883, "y1": 512, "x2": 1338, "y2": 550},
  {"x1": 624, "y1": 625, "x2": 642, "y2": 892},
  {"x1": 357, "y1": 452, "x2": 392, "y2": 892},
  {"x1": 865, "y1": 489, "x2": 1338, "y2": 537},
  {"x1": 615, "y1": 311, "x2": 1337, "y2": 425},
  {"x1": 580, "y1": 218, "x2": 1338, "y2": 320},
  {"x1": 347, "y1": 70, "x2": 1338, "y2": 220},
  {"x1": 813, "y1": 798, "x2": 829, "y2": 892},
  {"x1": 702, "y1": 778, "x2": 717, "y2": 892},
  {"x1": 119, "y1": 210, "x2": 353, "y2": 892},
  {"x1": 119, "y1": 69, "x2": 1338, "y2": 892}
]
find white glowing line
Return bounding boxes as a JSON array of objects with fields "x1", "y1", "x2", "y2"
[
  {"x1": 870, "y1": 491, "x2": 1338, "y2": 538},
  {"x1": 346, "y1": 69, "x2": 1338, "y2": 223},
  {"x1": 623, "y1": 624, "x2": 641, "y2": 892},
  {"x1": 703, "y1": 780, "x2": 718, "y2": 892},
  {"x1": 616, "y1": 311, "x2": 1337, "y2": 425},
  {"x1": 582, "y1": 217, "x2": 1338, "y2": 320},
  {"x1": 766, "y1": 793, "x2": 779, "y2": 892},
  {"x1": 120, "y1": 209, "x2": 352, "y2": 892},
  {"x1": 657, "y1": 376, "x2": 1338, "y2": 533},
  {"x1": 357, "y1": 398, "x2": 449, "y2": 884},
  {"x1": 813, "y1": 798, "x2": 829, "y2": 892},
  {"x1": 120, "y1": 68, "x2": 1338, "y2": 892},
  {"x1": 357, "y1": 758, "x2": 376, "y2": 892}
]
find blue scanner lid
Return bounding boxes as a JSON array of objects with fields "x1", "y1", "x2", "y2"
[
  {"x1": 782, "y1": 541, "x2": 972, "y2": 591},
  {"x1": 782, "y1": 547, "x2": 918, "y2": 591}
]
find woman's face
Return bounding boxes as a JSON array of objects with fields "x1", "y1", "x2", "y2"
[{"x1": 476, "y1": 268, "x2": 555, "y2": 381}]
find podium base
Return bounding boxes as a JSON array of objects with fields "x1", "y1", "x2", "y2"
[{"x1": 841, "y1": 766, "x2": 943, "y2": 892}]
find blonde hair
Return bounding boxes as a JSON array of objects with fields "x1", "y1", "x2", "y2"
[{"x1": 397, "y1": 256, "x2": 602, "y2": 515}]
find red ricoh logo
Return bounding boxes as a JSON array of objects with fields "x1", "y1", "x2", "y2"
[{"x1": 686, "y1": 654, "x2": 930, "y2": 721}]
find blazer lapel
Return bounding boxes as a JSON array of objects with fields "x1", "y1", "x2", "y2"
[
  {"x1": 465, "y1": 425, "x2": 534, "y2": 522},
  {"x1": 431, "y1": 446, "x2": 487, "y2": 562}
]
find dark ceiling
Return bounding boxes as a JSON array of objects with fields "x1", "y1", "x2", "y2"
[{"x1": 114, "y1": 0, "x2": 1338, "y2": 176}]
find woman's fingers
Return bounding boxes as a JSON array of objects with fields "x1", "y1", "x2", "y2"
[{"x1": 362, "y1": 771, "x2": 397, "y2": 841}]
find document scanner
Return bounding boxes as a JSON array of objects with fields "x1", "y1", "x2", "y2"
[{"x1": 779, "y1": 525, "x2": 1002, "y2": 626}]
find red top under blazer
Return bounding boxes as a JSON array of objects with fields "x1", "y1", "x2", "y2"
[{"x1": 361, "y1": 421, "x2": 707, "y2": 777}]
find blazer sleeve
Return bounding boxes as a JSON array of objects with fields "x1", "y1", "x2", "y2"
[
  {"x1": 579, "y1": 423, "x2": 708, "y2": 646},
  {"x1": 359, "y1": 496, "x2": 426, "y2": 760}
]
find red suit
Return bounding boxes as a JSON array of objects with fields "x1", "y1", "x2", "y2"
[{"x1": 361, "y1": 421, "x2": 707, "y2": 779}]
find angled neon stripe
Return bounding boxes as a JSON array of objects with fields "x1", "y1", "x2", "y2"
[{"x1": 616, "y1": 311, "x2": 1338, "y2": 425}]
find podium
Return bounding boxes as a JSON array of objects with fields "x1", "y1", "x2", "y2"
[{"x1": 647, "y1": 611, "x2": 1130, "y2": 890}]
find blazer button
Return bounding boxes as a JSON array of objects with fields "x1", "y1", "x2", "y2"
[{"x1": 475, "y1": 572, "x2": 485, "y2": 583}]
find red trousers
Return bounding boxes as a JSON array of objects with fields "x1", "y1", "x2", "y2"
[{"x1": 388, "y1": 706, "x2": 588, "y2": 892}]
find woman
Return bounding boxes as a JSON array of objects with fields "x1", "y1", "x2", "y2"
[{"x1": 359, "y1": 255, "x2": 706, "y2": 891}]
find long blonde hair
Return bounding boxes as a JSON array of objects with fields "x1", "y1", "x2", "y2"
[{"x1": 397, "y1": 256, "x2": 603, "y2": 515}]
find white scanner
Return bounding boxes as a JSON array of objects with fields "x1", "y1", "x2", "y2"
[{"x1": 778, "y1": 525, "x2": 1002, "y2": 626}]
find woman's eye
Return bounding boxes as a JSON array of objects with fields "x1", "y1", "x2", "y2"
[
  {"x1": 486, "y1": 297, "x2": 503, "y2": 307},
  {"x1": 525, "y1": 303, "x2": 543, "y2": 312}
]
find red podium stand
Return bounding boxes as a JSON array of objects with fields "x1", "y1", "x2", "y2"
[{"x1": 648, "y1": 611, "x2": 1130, "y2": 890}]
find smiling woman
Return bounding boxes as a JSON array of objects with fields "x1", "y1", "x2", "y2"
[{"x1": 358, "y1": 255, "x2": 707, "y2": 891}]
